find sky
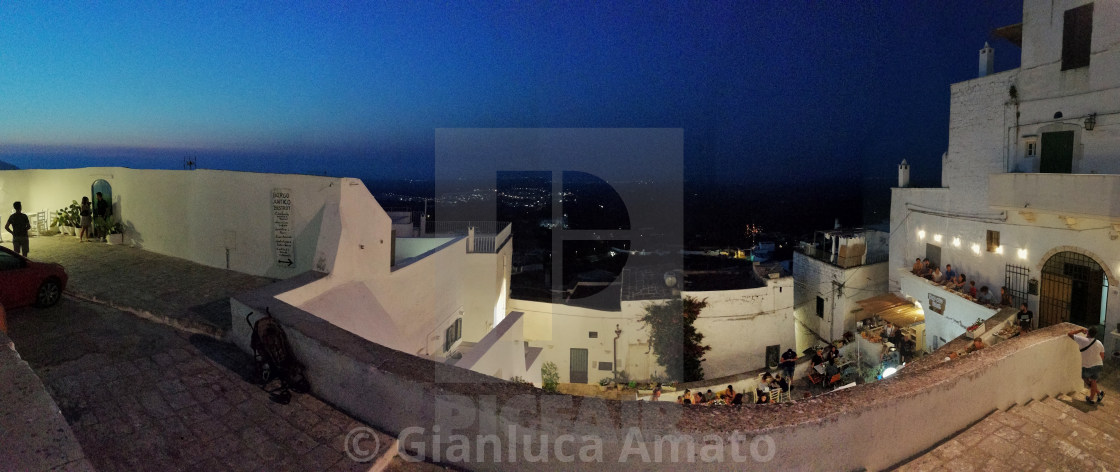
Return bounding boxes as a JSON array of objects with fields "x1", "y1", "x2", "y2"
[{"x1": 0, "y1": 1, "x2": 1023, "y2": 184}]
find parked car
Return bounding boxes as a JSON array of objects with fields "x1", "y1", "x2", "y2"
[{"x1": 0, "y1": 246, "x2": 67, "y2": 308}]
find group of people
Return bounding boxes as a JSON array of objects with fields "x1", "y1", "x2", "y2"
[
  {"x1": 676, "y1": 385, "x2": 744, "y2": 405},
  {"x1": 911, "y1": 258, "x2": 1014, "y2": 308},
  {"x1": 79, "y1": 193, "x2": 112, "y2": 242},
  {"x1": 3, "y1": 193, "x2": 112, "y2": 256}
]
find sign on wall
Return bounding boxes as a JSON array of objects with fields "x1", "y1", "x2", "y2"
[
  {"x1": 272, "y1": 188, "x2": 295, "y2": 268},
  {"x1": 927, "y1": 293, "x2": 946, "y2": 315}
]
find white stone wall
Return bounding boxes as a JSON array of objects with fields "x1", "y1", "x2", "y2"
[
  {"x1": 0, "y1": 167, "x2": 342, "y2": 278},
  {"x1": 942, "y1": 70, "x2": 1019, "y2": 209},
  {"x1": 793, "y1": 252, "x2": 890, "y2": 351},
  {"x1": 508, "y1": 277, "x2": 795, "y2": 384}
]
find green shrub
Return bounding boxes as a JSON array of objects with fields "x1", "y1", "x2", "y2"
[{"x1": 541, "y1": 362, "x2": 559, "y2": 392}]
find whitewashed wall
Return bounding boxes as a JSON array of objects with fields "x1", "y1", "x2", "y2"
[
  {"x1": 793, "y1": 252, "x2": 889, "y2": 351},
  {"x1": 0, "y1": 167, "x2": 341, "y2": 277},
  {"x1": 510, "y1": 277, "x2": 795, "y2": 384},
  {"x1": 275, "y1": 181, "x2": 511, "y2": 356}
]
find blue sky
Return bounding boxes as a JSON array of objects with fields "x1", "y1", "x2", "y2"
[{"x1": 0, "y1": 1, "x2": 1022, "y2": 182}]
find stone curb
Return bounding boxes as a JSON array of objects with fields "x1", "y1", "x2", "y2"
[{"x1": 63, "y1": 291, "x2": 227, "y2": 341}]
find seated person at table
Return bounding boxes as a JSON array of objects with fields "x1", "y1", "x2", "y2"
[
  {"x1": 692, "y1": 391, "x2": 704, "y2": 405},
  {"x1": 930, "y1": 266, "x2": 945, "y2": 284},
  {"x1": 919, "y1": 258, "x2": 932, "y2": 277},
  {"x1": 824, "y1": 344, "x2": 840, "y2": 365},
  {"x1": 775, "y1": 373, "x2": 789, "y2": 391},
  {"x1": 949, "y1": 274, "x2": 966, "y2": 291},
  {"x1": 911, "y1": 258, "x2": 923, "y2": 274},
  {"x1": 705, "y1": 389, "x2": 716, "y2": 403},
  {"x1": 1000, "y1": 286, "x2": 1013, "y2": 307},
  {"x1": 978, "y1": 286, "x2": 999, "y2": 305},
  {"x1": 810, "y1": 349, "x2": 826, "y2": 375},
  {"x1": 756, "y1": 374, "x2": 773, "y2": 403},
  {"x1": 730, "y1": 393, "x2": 744, "y2": 405},
  {"x1": 968, "y1": 281, "x2": 978, "y2": 298},
  {"x1": 944, "y1": 264, "x2": 957, "y2": 284},
  {"x1": 679, "y1": 389, "x2": 690, "y2": 404},
  {"x1": 721, "y1": 385, "x2": 735, "y2": 402}
]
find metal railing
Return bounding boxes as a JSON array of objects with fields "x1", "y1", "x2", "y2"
[{"x1": 420, "y1": 221, "x2": 511, "y2": 254}]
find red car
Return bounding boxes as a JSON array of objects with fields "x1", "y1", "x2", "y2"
[{"x1": 0, "y1": 245, "x2": 67, "y2": 309}]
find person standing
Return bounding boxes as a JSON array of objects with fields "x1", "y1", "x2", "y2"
[
  {"x1": 4, "y1": 201, "x2": 32, "y2": 256},
  {"x1": 780, "y1": 348, "x2": 798, "y2": 380},
  {"x1": 93, "y1": 192, "x2": 110, "y2": 241},
  {"x1": 79, "y1": 196, "x2": 92, "y2": 242},
  {"x1": 1069, "y1": 327, "x2": 1105, "y2": 404},
  {"x1": 1017, "y1": 303, "x2": 1034, "y2": 333}
]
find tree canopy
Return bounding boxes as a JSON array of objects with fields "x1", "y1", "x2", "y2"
[{"x1": 639, "y1": 296, "x2": 711, "y2": 382}]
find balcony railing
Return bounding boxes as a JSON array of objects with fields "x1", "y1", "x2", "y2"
[
  {"x1": 797, "y1": 246, "x2": 889, "y2": 268},
  {"x1": 989, "y1": 173, "x2": 1120, "y2": 221},
  {"x1": 420, "y1": 220, "x2": 511, "y2": 254}
]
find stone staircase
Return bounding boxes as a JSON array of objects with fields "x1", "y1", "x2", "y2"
[{"x1": 897, "y1": 391, "x2": 1120, "y2": 471}]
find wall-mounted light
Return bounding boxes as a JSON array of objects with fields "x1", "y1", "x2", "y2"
[
  {"x1": 1017, "y1": 248, "x2": 1028, "y2": 260},
  {"x1": 918, "y1": 230, "x2": 926, "y2": 240},
  {"x1": 933, "y1": 234, "x2": 943, "y2": 243},
  {"x1": 1085, "y1": 113, "x2": 1097, "y2": 131},
  {"x1": 995, "y1": 245, "x2": 1004, "y2": 255},
  {"x1": 971, "y1": 243, "x2": 981, "y2": 255},
  {"x1": 952, "y1": 237, "x2": 961, "y2": 247}
]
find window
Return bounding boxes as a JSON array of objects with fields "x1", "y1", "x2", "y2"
[
  {"x1": 598, "y1": 362, "x2": 613, "y2": 371},
  {"x1": 987, "y1": 230, "x2": 1000, "y2": 253},
  {"x1": 444, "y1": 318, "x2": 462, "y2": 352},
  {"x1": 816, "y1": 296, "x2": 825, "y2": 318},
  {"x1": 1061, "y1": 3, "x2": 1093, "y2": 71},
  {"x1": 588, "y1": 331, "x2": 598, "y2": 339},
  {"x1": 1026, "y1": 141, "x2": 1036, "y2": 157},
  {"x1": 0, "y1": 252, "x2": 22, "y2": 270}
]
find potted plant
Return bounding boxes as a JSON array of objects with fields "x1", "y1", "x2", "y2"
[
  {"x1": 598, "y1": 377, "x2": 611, "y2": 392},
  {"x1": 65, "y1": 200, "x2": 80, "y2": 235},
  {"x1": 51, "y1": 209, "x2": 68, "y2": 235},
  {"x1": 107, "y1": 222, "x2": 125, "y2": 245},
  {"x1": 965, "y1": 318, "x2": 986, "y2": 339}
]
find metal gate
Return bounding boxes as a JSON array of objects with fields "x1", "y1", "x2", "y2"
[
  {"x1": 569, "y1": 348, "x2": 588, "y2": 384},
  {"x1": 1004, "y1": 264, "x2": 1030, "y2": 308},
  {"x1": 1038, "y1": 251, "x2": 1106, "y2": 328}
]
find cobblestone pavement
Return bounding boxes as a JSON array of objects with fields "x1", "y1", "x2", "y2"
[
  {"x1": 895, "y1": 360, "x2": 1120, "y2": 471},
  {"x1": 18, "y1": 234, "x2": 276, "y2": 337},
  {"x1": 7, "y1": 299, "x2": 409, "y2": 471},
  {"x1": 5, "y1": 235, "x2": 442, "y2": 471}
]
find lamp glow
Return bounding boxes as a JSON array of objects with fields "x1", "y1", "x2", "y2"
[
  {"x1": 1017, "y1": 248, "x2": 1028, "y2": 259},
  {"x1": 882, "y1": 367, "x2": 898, "y2": 378},
  {"x1": 918, "y1": 230, "x2": 926, "y2": 240},
  {"x1": 995, "y1": 245, "x2": 1004, "y2": 255},
  {"x1": 952, "y1": 237, "x2": 961, "y2": 247},
  {"x1": 971, "y1": 243, "x2": 981, "y2": 255},
  {"x1": 933, "y1": 234, "x2": 942, "y2": 243}
]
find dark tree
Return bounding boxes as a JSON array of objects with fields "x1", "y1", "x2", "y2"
[{"x1": 639, "y1": 297, "x2": 711, "y2": 382}]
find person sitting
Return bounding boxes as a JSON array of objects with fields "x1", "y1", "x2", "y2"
[
  {"x1": 730, "y1": 393, "x2": 744, "y2": 405},
  {"x1": 721, "y1": 385, "x2": 735, "y2": 402},
  {"x1": 692, "y1": 391, "x2": 704, "y2": 405},
  {"x1": 756, "y1": 374, "x2": 773, "y2": 403},
  {"x1": 1000, "y1": 286, "x2": 1013, "y2": 307},
  {"x1": 944, "y1": 264, "x2": 957, "y2": 284},
  {"x1": 1017, "y1": 303, "x2": 1033, "y2": 333},
  {"x1": 677, "y1": 395, "x2": 684, "y2": 404},
  {"x1": 775, "y1": 373, "x2": 789, "y2": 391},
  {"x1": 810, "y1": 348, "x2": 826, "y2": 374},
  {"x1": 911, "y1": 258, "x2": 923, "y2": 274},
  {"x1": 930, "y1": 266, "x2": 945, "y2": 284},
  {"x1": 682, "y1": 397, "x2": 691, "y2": 405},
  {"x1": 919, "y1": 258, "x2": 932, "y2": 278},
  {"x1": 705, "y1": 389, "x2": 716, "y2": 403},
  {"x1": 978, "y1": 286, "x2": 999, "y2": 305},
  {"x1": 679, "y1": 389, "x2": 690, "y2": 404},
  {"x1": 824, "y1": 344, "x2": 840, "y2": 365},
  {"x1": 948, "y1": 273, "x2": 966, "y2": 292},
  {"x1": 968, "y1": 280, "x2": 978, "y2": 298}
]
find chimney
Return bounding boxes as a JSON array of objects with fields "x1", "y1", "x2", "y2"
[
  {"x1": 834, "y1": 218, "x2": 841, "y2": 230},
  {"x1": 898, "y1": 159, "x2": 911, "y2": 188},
  {"x1": 979, "y1": 42, "x2": 994, "y2": 77}
]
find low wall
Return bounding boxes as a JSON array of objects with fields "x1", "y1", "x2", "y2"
[
  {"x1": 231, "y1": 276, "x2": 1083, "y2": 471},
  {"x1": 0, "y1": 332, "x2": 92, "y2": 471}
]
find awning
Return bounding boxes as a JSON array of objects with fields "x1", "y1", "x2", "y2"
[{"x1": 855, "y1": 294, "x2": 925, "y2": 327}]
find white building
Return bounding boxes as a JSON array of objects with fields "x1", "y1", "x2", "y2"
[
  {"x1": 891, "y1": 0, "x2": 1120, "y2": 350},
  {"x1": 793, "y1": 227, "x2": 890, "y2": 351}
]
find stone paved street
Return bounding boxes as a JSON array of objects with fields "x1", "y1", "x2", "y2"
[
  {"x1": 5, "y1": 235, "x2": 440, "y2": 471},
  {"x1": 895, "y1": 360, "x2": 1120, "y2": 471},
  {"x1": 21, "y1": 235, "x2": 277, "y2": 337}
]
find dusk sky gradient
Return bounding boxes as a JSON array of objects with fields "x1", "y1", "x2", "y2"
[{"x1": 1, "y1": 1, "x2": 1022, "y2": 183}]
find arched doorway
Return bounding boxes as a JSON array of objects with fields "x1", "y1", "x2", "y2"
[
  {"x1": 91, "y1": 179, "x2": 112, "y2": 220},
  {"x1": 1039, "y1": 251, "x2": 1108, "y2": 328}
]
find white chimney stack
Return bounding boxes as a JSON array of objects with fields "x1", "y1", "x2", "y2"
[
  {"x1": 898, "y1": 159, "x2": 911, "y2": 188},
  {"x1": 979, "y1": 42, "x2": 994, "y2": 77}
]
